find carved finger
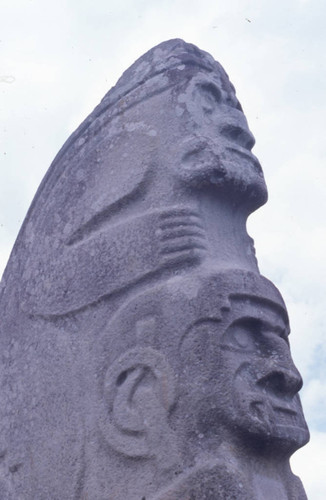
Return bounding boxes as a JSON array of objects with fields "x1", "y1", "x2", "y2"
[
  {"x1": 159, "y1": 236, "x2": 207, "y2": 255},
  {"x1": 160, "y1": 227, "x2": 206, "y2": 241},
  {"x1": 159, "y1": 216, "x2": 204, "y2": 231},
  {"x1": 160, "y1": 247, "x2": 204, "y2": 266},
  {"x1": 159, "y1": 207, "x2": 201, "y2": 220}
]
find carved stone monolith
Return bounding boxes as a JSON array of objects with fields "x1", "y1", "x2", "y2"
[{"x1": 0, "y1": 39, "x2": 309, "y2": 499}]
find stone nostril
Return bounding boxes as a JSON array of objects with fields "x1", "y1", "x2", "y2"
[
  {"x1": 258, "y1": 372, "x2": 285, "y2": 398},
  {"x1": 220, "y1": 125, "x2": 255, "y2": 150},
  {"x1": 257, "y1": 369, "x2": 303, "y2": 399},
  {"x1": 220, "y1": 124, "x2": 241, "y2": 142}
]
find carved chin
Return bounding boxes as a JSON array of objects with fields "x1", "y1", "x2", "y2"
[{"x1": 237, "y1": 393, "x2": 309, "y2": 449}]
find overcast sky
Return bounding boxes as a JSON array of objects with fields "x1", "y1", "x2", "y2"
[{"x1": 1, "y1": 0, "x2": 325, "y2": 497}]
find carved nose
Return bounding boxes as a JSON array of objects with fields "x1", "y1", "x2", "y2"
[
  {"x1": 257, "y1": 367, "x2": 303, "y2": 400},
  {"x1": 220, "y1": 124, "x2": 255, "y2": 150}
]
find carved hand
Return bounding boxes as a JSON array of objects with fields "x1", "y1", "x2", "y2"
[{"x1": 156, "y1": 207, "x2": 207, "y2": 267}]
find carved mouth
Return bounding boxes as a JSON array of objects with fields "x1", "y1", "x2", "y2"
[
  {"x1": 271, "y1": 405, "x2": 306, "y2": 429},
  {"x1": 225, "y1": 146, "x2": 263, "y2": 176},
  {"x1": 249, "y1": 398, "x2": 306, "y2": 430}
]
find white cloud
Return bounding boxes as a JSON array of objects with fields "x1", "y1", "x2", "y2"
[
  {"x1": 292, "y1": 431, "x2": 326, "y2": 500},
  {"x1": 302, "y1": 379, "x2": 326, "y2": 430}
]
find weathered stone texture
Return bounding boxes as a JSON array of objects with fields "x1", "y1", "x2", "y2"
[{"x1": 0, "y1": 39, "x2": 309, "y2": 499}]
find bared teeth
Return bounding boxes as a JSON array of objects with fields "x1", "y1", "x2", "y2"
[{"x1": 250, "y1": 401, "x2": 265, "y2": 422}]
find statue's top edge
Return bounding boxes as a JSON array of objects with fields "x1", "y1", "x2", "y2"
[
  {"x1": 52, "y1": 39, "x2": 227, "y2": 166},
  {"x1": 101, "y1": 38, "x2": 223, "y2": 109},
  {"x1": 15, "y1": 39, "x2": 233, "y2": 237}
]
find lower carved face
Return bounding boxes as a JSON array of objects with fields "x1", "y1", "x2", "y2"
[
  {"x1": 226, "y1": 302, "x2": 309, "y2": 452},
  {"x1": 180, "y1": 296, "x2": 309, "y2": 454}
]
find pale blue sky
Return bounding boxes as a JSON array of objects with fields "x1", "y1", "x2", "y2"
[{"x1": 1, "y1": 1, "x2": 325, "y2": 497}]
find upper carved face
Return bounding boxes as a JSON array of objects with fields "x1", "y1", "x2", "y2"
[
  {"x1": 180, "y1": 295, "x2": 309, "y2": 456},
  {"x1": 169, "y1": 70, "x2": 268, "y2": 208}
]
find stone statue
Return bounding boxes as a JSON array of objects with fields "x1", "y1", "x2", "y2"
[{"x1": 0, "y1": 39, "x2": 309, "y2": 499}]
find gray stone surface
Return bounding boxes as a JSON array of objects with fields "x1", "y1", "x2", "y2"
[{"x1": 0, "y1": 39, "x2": 309, "y2": 499}]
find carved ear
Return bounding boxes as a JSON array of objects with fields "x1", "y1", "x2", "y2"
[{"x1": 99, "y1": 347, "x2": 176, "y2": 459}]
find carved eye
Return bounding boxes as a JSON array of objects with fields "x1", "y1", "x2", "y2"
[
  {"x1": 232, "y1": 326, "x2": 253, "y2": 348},
  {"x1": 222, "y1": 318, "x2": 261, "y2": 351},
  {"x1": 198, "y1": 83, "x2": 222, "y2": 113}
]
